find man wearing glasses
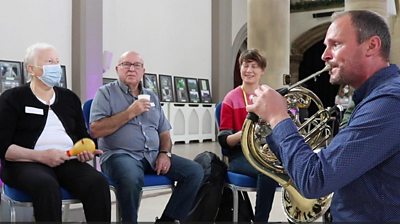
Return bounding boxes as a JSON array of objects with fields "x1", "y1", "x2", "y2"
[{"x1": 89, "y1": 51, "x2": 204, "y2": 223}]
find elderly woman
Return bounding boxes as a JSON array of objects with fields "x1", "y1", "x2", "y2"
[{"x1": 0, "y1": 42, "x2": 111, "y2": 222}]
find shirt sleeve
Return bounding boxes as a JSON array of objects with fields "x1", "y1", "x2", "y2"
[
  {"x1": 157, "y1": 103, "x2": 172, "y2": 134},
  {"x1": 0, "y1": 91, "x2": 18, "y2": 159},
  {"x1": 218, "y1": 101, "x2": 237, "y2": 149},
  {"x1": 90, "y1": 87, "x2": 112, "y2": 123},
  {"x1": 271, "y1": 94, "x2": 400, "y2": 198},
  {"x1": 219, "y1": 102, "x2": 234, "y2": 131}
]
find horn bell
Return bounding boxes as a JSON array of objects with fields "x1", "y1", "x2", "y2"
[{"x1": 241, "y1": 68, "x2": 333, "y2": 222}]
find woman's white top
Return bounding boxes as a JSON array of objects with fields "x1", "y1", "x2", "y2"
[{"x1": 33, "y1": 93, "x2": 73, "y2": 151}]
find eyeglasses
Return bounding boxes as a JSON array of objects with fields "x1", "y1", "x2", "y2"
[{"x1": 119, "y1": 62, "x2": 143, "y2": 70}]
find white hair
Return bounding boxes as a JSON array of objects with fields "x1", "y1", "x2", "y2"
[
  {"x1": 23, "y1": 42, "x2": 56, "y2": 81},
  {"x1": 23, "y1": 42, "x2": 56, "y2": 70}
]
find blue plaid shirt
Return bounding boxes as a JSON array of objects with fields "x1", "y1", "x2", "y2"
[
  {"x1": 269, "y1": 64, "x2": 400, "y2": 221},
  {"x1": 90, "y1": 80, "x2": 171, "y2": 169}
]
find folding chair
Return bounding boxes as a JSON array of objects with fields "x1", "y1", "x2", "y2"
[
  {"x1": 215, "y1": 102, "x2": 257, "y2": 222},
  {"x1": 1, "y1": 184, "x2": 81, "y2": 222}
]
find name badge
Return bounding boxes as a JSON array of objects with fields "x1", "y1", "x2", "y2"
[{"x1": 25, "y1": 106, "x2": 44, "y2": 115}]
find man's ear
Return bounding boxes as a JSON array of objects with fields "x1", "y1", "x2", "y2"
[{"x1": 365, "y1": 35, "x2": 381, "y2": 57}]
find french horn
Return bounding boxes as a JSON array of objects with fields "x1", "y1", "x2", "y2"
[{"x1": 241, "y1": 65, "x2": 334, "y2": 223}]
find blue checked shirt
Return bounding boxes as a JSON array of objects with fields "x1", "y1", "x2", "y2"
[
  {"x1": 268, "y1": 64, "x2": 400, "y2": 222},
  {"x1": 90, "y1": 80, "x2": 171, "y2": 169}
]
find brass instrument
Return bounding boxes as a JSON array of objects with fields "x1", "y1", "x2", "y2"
[{"x1": 241, "y1": 65, "x2": 333, "y2": 223}]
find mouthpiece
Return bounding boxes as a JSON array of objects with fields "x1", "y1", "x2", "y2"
[{"x1": 288, "y1": 64, "x2": 331, "y2": 90}]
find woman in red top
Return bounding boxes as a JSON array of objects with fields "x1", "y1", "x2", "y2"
[{"x1": 218, "y1": 49, "x2": 277, "y2": 222}]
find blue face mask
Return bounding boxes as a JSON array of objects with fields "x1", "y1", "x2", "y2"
[{"x1": 39, "y1": 64, "x2": 62, "y2": 87}]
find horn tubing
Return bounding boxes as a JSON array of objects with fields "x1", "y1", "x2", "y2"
[
  {"x1": 276, "y1": 64, "x2": 330, "y2": 96},
  {"x1": 288, "y1": 64, "x2": 331, "y2": 90},
  {"x1": 240, "y1": 64, "x2": 334, "y2": 222}
]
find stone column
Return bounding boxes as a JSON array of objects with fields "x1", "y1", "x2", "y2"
[
  {"x1": 389, "y1": 0, "x2": 400, "y2": 65},
  {"x1": 72, "y1": 0, "x2": 103, "y2": 102},
  {"x1": 211, "y1": 0, "x2": 233, "y2": 102},
  {"x1": 247, "y1": 0, "x2": 290, "y2": 88}
]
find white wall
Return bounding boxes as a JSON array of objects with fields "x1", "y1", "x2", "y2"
[
  {"x1": 0, "y1": 0, "x2": 212, "y2": 92},
  {"x1": 0, "y1": 0, "x2": 72, "y2": 88},
  {"x1": 103, "y1": 0, "x2": 212, "y2": 81}
]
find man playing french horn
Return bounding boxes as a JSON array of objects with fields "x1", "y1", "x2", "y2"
[{"x1": 247, "y1": 10, "x2": 400, "y2": 222}]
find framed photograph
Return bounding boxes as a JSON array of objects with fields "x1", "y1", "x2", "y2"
[
  {"x1": 198, "y1": 79, "x2": 212, "y2": 103},
  {"x1": 186, "y1": 78, "x2": 200, "y2": 103},
  {"x1": 103, "y1": 77, "x2": 117, "y2": 85},
  {"x1": 59, "y1": 65, "x2": 67, "y2": 88},
  {"x1": 0, "y1": 60, "x2": 24, "y2": 94},
  {"x1": 174, "y1": 76, "x2": 189, "y2": 103},
  {"x1": 159, "y1": 74, "x2": 174, "y2": 102},
  {"x1": 143, "y1": 73, "x2": 159, "y2": 96},
  {"x1": 22, "y1": 62, "x2": 29, "y2": 84}
]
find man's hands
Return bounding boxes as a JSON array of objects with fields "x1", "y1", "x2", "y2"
[
  {"x1": 126, "y1": 98, "x2": 151, "y2": 120},
  {"x1": 155, "y1": 153, "x2": 171, "y2": 175},
  {"x1": 90, "y1": 97, "x2": 152, "y2": 138},
  {"x1": 246, "y1": 85, "x2": 290, "y2": 128}
]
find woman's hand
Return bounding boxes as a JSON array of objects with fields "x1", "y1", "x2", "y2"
[
  {"x1": 76, "y1": 149, "x2": 103, "y2": 162},
  {"x1": 38, "y1": 149, "x2": 69, "y2": 167}
]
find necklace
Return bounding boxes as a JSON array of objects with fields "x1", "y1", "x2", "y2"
[
  {"x1": 241, "y1": 85, "x2": 259, "y2": 106},
  {"x1": 240, "y1": 85, "x2": 249, "y2": 106}
]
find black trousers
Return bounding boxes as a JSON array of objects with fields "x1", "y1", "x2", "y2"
[{"x1": 2, "y1": 159, "x2": 111, "y2": 222}]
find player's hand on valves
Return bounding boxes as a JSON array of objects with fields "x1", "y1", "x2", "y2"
[{"x1": 246, "y1": 85, "x2": 290, "y2": 128}]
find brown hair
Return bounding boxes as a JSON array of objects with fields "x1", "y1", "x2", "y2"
[{"x1": 239, "y1": 49, "x2": 267, "y2": 70}]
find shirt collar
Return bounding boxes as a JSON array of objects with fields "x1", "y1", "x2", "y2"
[
  {"x1": 117, "y1": 79, "x2": 144, "y2": 96},
  {"x1": 352, "y1": 64, "x2": 400, "y2": 106}
]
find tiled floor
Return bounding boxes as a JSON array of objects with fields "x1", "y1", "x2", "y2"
[{"x1": 0, "y1": 141, "x2": 293, "y2": 222}]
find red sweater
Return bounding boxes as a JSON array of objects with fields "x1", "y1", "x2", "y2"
[{"x1": 220, "y1": 86, "x2": 251, "y2": 132}]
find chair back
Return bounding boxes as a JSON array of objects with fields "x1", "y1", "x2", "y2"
[
  {"x1": 215, "y1": 102, "x2": 230, "y2": 157},
  {"x1": 82, "y1": 99, "x2": 99, "y2": 168},
  {"x1": 82, "y1": 99, "x2": 93, "y2": 131}
]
